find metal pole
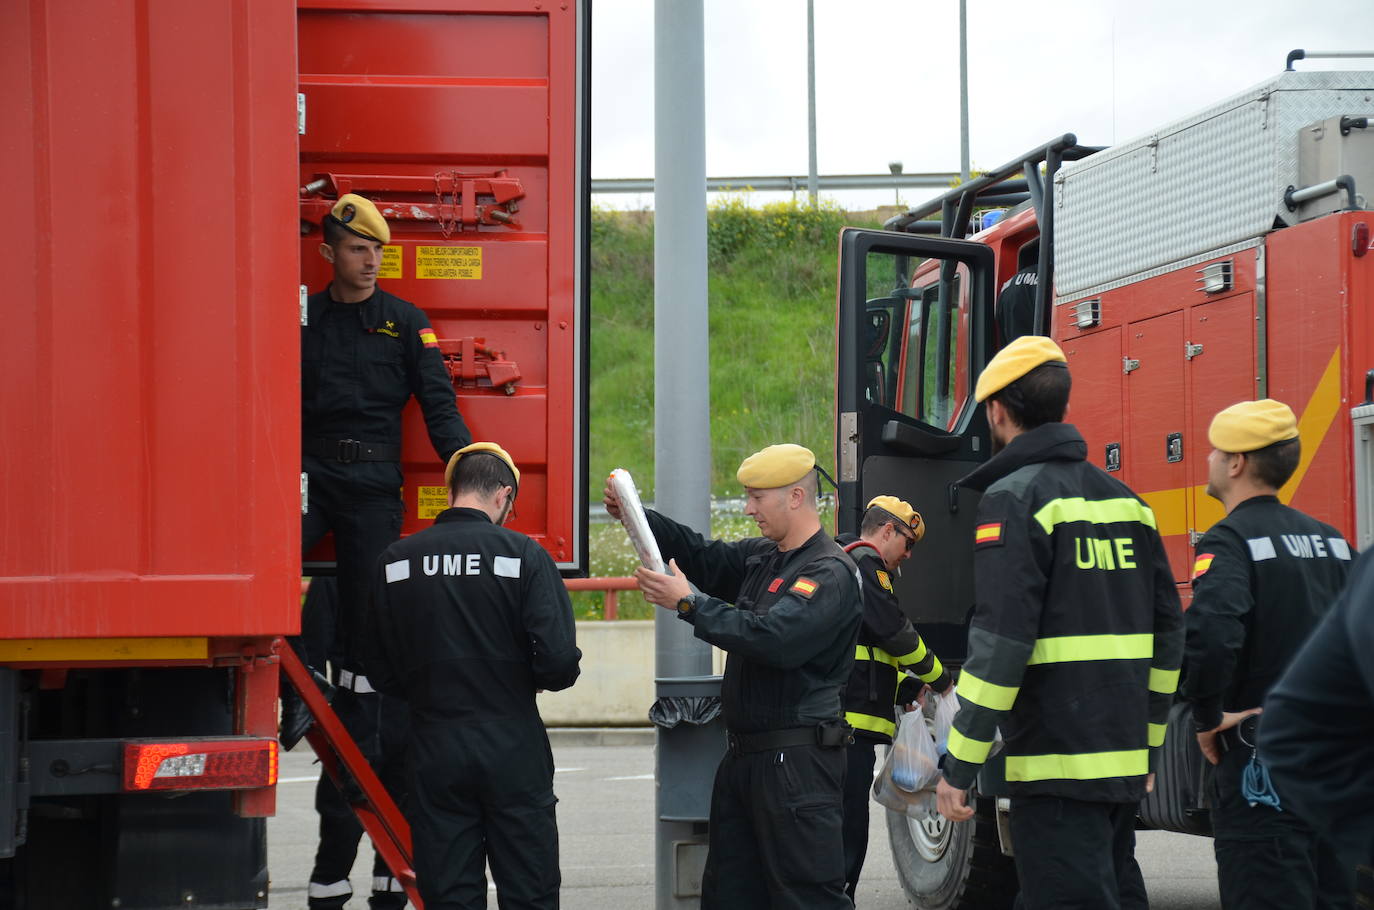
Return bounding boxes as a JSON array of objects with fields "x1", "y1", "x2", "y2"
[
  {"x1": 806, "y1": 0, "x2": 819, "y2": 205},
  {"x1": 959, "y1": 0, "x2": 970, "y2": 183},
  {"x1": 654, "y1": 0, "x2": 713, "y2": 905}
]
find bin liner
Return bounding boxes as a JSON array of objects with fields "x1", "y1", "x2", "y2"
[{"x1": 649, "y1": 695, "x2": 722, "y2": 729}]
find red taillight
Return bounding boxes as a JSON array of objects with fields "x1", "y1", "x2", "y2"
[
  {"x1": 122, "y1": 738, "x2": 278, "y2": 791},
  {"x1": 1353, "y1": 221, "x2": 1370, "y2": 258}
]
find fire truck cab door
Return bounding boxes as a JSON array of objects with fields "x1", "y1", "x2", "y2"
[{"x1": 836, "y1": 228, "x2": 997, "y2": 663}]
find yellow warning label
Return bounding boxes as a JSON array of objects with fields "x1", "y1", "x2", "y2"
[
  {"x1": 418, "y1": 485, "x2": 449, "y2": 519},
  {"x1": 417, "y1": 246, "x2": 482, "y2": 280},
  {"x1": 379, "y1": 245, "x2": 403, "y2": 279}
]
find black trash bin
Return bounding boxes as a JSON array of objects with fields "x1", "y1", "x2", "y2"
[{"x1": 651, "y1": 675, "x2": 725, "y2": 822}]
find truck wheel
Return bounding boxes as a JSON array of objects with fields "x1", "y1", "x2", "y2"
[{"x1": 885, "y1": 794, "x2": 1018, "y2": 909}]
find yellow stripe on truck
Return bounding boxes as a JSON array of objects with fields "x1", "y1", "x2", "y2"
[{"x1": 0, "y1": 637, "x2": 210, "y2": 663}]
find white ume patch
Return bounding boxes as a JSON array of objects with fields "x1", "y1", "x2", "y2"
[
  {"x1": 423, "y1": 554, "x2": 482, "y2": 576},
  {"x1": 1329, "y1": 537, "x2": 1352, "y2": 560},
  {"x1": 493, "y1": 556, "x2": 521, "y2": 578},
  {"x1": 1247, "y1": 537, "x2": 1278, "y2": 561},
  {"x1": 385, "y1": 559, "x2": 411, "y2": 583}
]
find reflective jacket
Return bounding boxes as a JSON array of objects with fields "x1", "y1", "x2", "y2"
[
  {"x1": 1181, "y1": 494, "x2": 1353, "y2": 730},
  {"x1": 647, "y1": 511, "x2": 862, "y2": 735},
  {"x1": 943, "y1": 423, "x2": 1184, "y2": 803},
  {"x1": 836, "y1": 535, "x2": 951, "y2": 742}
]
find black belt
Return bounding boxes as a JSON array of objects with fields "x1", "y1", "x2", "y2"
[
  {"x1": 726, "y1": 724, "x2": 852, "y2": 754},
  {"x1": 304, "y1": 438, "x2": 401, "y2": 464}
]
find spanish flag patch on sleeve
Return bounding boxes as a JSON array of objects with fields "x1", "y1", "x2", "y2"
[
  {"x1": 974, "y1": 522, "x2": 1004, "y2": 548},
  {"x1": 418, "y1": 328, "x2": 439, "y2": 349},
  {"x1": 1192, "y1": 553, "x2": 1215, "y2": 581},
  {"x1": 790, "y1": 577, "x2": 819, "y2": 598}
]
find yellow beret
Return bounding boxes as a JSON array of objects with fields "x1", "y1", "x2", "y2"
[
  {"x1": 974, "y1": 335, "x2": 1067, "y2": 403},
  {"x1": 736, "y1": 444, "x2": 815, "y2": 489},
  {"x1": 328, "y1": 193, "x2": 390, "y2": 244},
  {"x1": 444, "y1": 442, "x2": 520, "y2": 488},
  {"x1": 1208, "y1": 400, "x2": 1299, "y2": 453},
  {"x1": 866, "y1": 495, "x2": 925, "y2": 541}
]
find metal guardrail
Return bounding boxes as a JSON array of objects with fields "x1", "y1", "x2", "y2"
[{"x1": 591, "y1": 172, "x2": 961, "y2": 195}]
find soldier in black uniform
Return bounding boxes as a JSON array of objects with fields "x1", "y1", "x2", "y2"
[
  {"x1": 367, "y1": 442, "x2": 581, "y2": 910},
  {"x1": 1180, "y1": 399, "x2": 1355, "y2": 910},
  {"x1": 296, "y1": 193, "x2": 471, "y2": 910},
  {"x1": 935, "y1": 336, "x2": 1183, "y2": 910},
  {"x1": 835, "y1": 494, "x2": 951, "y2": 902},
  {"x1": 1260, "y1": 548, "x2": 1374, "y2": 905},
  {"x1": 618, "y1": 444, "x2": 862, "y2": 910}
]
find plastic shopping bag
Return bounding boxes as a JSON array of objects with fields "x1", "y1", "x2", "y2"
[
  {"x1": 872, "y1": 711, "x2": 942, "y2": 819},
  {"x1": 931, "y1": 687, "x2": 960, "y2": 756}
]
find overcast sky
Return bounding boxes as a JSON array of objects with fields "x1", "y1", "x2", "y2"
[{"x1": 591, "y1": 0, "x2": 1374, "y2": 210}]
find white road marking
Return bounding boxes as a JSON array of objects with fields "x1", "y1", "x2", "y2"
[
  {"x1": 278, "y1": 776, "x2": 319, "y2": 784},
  {"x1": 554, "y1": 767, "x2": 585, "y2": 774},
  {"x1": 603, "y1": 773, "x2": 654, "y2": 781}
]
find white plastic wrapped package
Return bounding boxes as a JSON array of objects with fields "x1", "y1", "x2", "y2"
[{"x1": 608, "y1": 468, "x2": 664, "y2": 574}]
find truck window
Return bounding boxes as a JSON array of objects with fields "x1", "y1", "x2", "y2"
[{"x1": 899, "y1": 267, "x2": 969, "y2": 431}]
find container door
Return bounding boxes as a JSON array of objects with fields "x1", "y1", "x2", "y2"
[
  {"x1": 298, "y1": 0, "x2": 590, "y2": 572},
  {"x1": 1063, "y1": 327, "x2": 1124, "y2": 475},
  {"x1": 1186, "y1": 293, "x2": 1256, "y2": 537},
  {"x1": 837, "y1": 228, "x2": 997, "y2": 661},
  {"x1": 1125, "y1": 311, "x2": 1189, "y2": 581}
]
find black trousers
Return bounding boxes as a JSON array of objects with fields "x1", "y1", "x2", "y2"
[
  {"x1": 841, "y1": 738, "x2": 878, "y2": 901},
  {"x1": 1211, "y1": 746, "x2": 1355, "y2": 910},
  {"x1": 700, "y1": 742, "x2": 851, "y2": 910},
  {"x1": 309, "y1": 690, "x2": 412, "y2": 910},
  {"x1": 1009, "y1": 796, "x2": 1144, "y2": 910},
  {"x1": 301, "y1": 461, "x2": 404, "y2": 667},
  {"x1": 409, "y1": 719, "x2": 561, "y2": 910}
]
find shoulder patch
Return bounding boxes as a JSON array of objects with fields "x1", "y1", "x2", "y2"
[
  {"x1": 767, "y1": 577, "x2": 784, "y2": 593},
  {"x1": 1247, "y1": 537, "x2": 1277, "y2": 561},
  {"x1": 974, "y1": 522, "x2": 1004, "y2": 548},
  {"x1": 790, "y1": 577, "x2": 820, "y2": 599},
  {"x1": 418, "y1": 327, "x2": 439, "y2": 349},
  {"x1": 1191, "y1": 553, "x2": 1214, "y2": 581},
  {"x1": 875, "y1": 569, "x2": 894, "y2": 593}
]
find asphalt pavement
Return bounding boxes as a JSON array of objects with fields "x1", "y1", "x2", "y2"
[{"x1": 266, "y1": 733, "x2": 1221, "y2": 909}]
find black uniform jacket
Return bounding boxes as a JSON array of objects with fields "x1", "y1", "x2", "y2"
[
  {"x1": 1181, "y1": 494, "x2": 1353, "y2": 731},
  {"x1": 1259, "y1": 548, "x2": 1374, "y2": 870},
  {"x1": 944, "y1": 423, "x2": 1184, "y2": 803},
  {"x1": 835, "y1": 534, "x2": 951, "y2": 743},
  {"x1": 646, "y1": 511, "x2": 862, "y2": 735},
  {"x1": 302, "y1": 287, "x2": 470, "y2": 474},
  {"x1": 365, "y1": 508, "x2": 581, "y2": 725}
]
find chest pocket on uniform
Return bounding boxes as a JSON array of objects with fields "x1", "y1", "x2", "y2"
[{"x1": 360, "y1": 330, "x2": 407, "y2": 402}]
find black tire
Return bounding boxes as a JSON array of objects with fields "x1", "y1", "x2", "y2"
[{"x1": 886, "y1": 794, "x2": 1018, "y2": 910}]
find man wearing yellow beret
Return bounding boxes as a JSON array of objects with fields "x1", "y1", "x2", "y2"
[
  {"x1": 295, "y1": 193, "x2": 472, "y2": 910},
  {"x1": 836, "y1": 494, "x2": 952, "y2": 900},
  {"x1": 607, "y1": 443, "x2": 861, "y2": 909},
  {"x1": 1180, "y1": 400, "x2": 1355, "y2": 908},
  {"x1": 935, "y1": 335, "x2": 1183, "y2": 910},
  {"x1": 367, "y1": 443, "x2": 581, "y2": 910}
]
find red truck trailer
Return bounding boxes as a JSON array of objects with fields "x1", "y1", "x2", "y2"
[
  {"x1": 834, "y1": 61, "x2": 1374, "y2": 908},
  {"x1": 1, "y1": 1, "x2": 588, "y2": 905}
]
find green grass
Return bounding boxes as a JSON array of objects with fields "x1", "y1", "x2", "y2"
[{"x1": 579, "y1": 200, "x2": 886, "y2": 619}]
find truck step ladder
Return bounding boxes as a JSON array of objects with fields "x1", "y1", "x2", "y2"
[{"x1": 278, "y1": 643, "x2": 423, "y2": 909}]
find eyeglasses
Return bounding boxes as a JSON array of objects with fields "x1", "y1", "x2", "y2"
[{"x1": 897, "y1": 527, "x2": 917, "y2": 552}]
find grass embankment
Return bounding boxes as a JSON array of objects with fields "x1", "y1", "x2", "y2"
[{"x1": 577, "y1": 198, "x2": 886, "y2": 619}]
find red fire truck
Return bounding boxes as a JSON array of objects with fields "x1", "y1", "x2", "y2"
[
  {"x1": 2, "y1": 1, "x2": 588, "y2": 906},
  {"x1": 834, "y1": 58, "x2": 1374, "y2": 908}
]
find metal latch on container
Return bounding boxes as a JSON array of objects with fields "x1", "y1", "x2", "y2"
[
  {"x1": 1185, "y1": 342, "x2": 1204, "y2": 361},
  {"x1": 839, "y1": 412, "x2": 858, "y2": 483},
  {"x1": 300, "y1": 285, "x2": 308, "y2": 326},
  {"x1": 1188, "y1": 529, "x2": 1204, "y2": 546},
  {"x1": 301, "y1": 473, "x2": 309, "y2": 515},
  {"x1": 441, "y1": 337, "x2": 522, "y2": 395},
  {"x1": 1123, "y1": 357, "x2": 1141, "y2": 374},
  {"x1": 297, "y1": 93, "x2": 305, "y2": 135}
]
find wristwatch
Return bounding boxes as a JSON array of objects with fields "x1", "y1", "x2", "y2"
[{"x1": 676, "y1": 593, "x2": 699, "y2": 615}]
